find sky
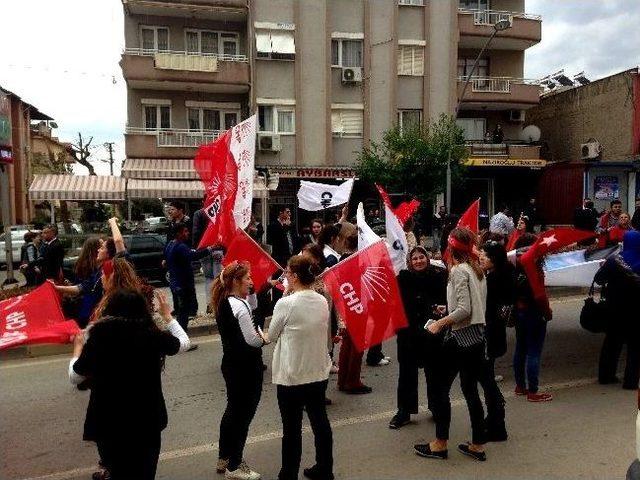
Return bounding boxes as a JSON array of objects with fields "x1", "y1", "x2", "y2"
[{"x1": 1, "y1": 0, "x2": 639, "y2": 176}]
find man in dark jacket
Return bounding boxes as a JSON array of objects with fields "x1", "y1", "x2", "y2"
[
  {"x1": 574, "y1": 198, "x2": 599, "y2": 231},
  {"x1": 166, "y1": 201, "x2": 193, "y2": 246},
  {"x1": 266, "y1": 206, "x2": 299, "y2": 267},
  {"x1": 38, "y1": 224, "x2": 65, "y2": 283},
  {"x1": 632, "y1": 197, "x2": 640, "y2": 231}
]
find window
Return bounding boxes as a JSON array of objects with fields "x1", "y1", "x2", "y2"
[
  {"x1": 258, "y1": 105, "x2": 295, "y2": 134},
  {"x1": 399, "y1": 0, "x2": 424, "y2": 5},
  {"x1": 458, "y1": 58, "x2": 488, "y2": 78},
  {"x1": 144, "y1": 105, "x2": 171, "y2": 130},
  {"x1": 398, "y1": 110, "x2": 422, "y2": 132},
  {"x1": 459, "y1": 0, "x2": 489, "y2": 10},
  {"x1": 187, "y1": 108, "x2": 239, "y2": 131},
  {"x1": 331, "y1": 39, "x2": 363, "y2": 67},
  {"x1": 185, "y1": 30, "x2": 240, "y2": 56},
  {"x1": 397, "y1": 46, "x2": 424, "y2": 76},
  {"x1": 456, "y1": 118, "x2": 486, "y2": 141},
  {"x1": 141, "y1": 26, "x2": 169, "y2": 52},
  {"x1": 331, "y1": 109, "x2": 363, "y2": 137},
  {"x1": 255, "y1": 30, "x2": 295, "y2": 60}
]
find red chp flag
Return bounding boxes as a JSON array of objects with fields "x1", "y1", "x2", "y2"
[
  {"x1": 520, "y1": 228, "x2": 596, "y2": 319},
  {"x1": 0, "y1": 283, "x2": 80, "y2": 350},
  {"x1": 194, "y1": 115, "x2": 257, "y2": 248},
  {"x1": 322, "y1": 241, "x2": 408, "y2": 352},
  {"x1": 375, "y1": 184, "x2": 420, "y2": 226},
  {"x1": 223, "y1": 229, "x2": 281, "y2": 291}
]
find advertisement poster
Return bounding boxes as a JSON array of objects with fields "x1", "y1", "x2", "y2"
[{"x1": 594, "y1": 176, "x2": 619, "y2": 200}]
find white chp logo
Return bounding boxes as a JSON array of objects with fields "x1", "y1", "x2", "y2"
[{"x1": 339, "y1": 266, "x2": 390, "y2": 314}]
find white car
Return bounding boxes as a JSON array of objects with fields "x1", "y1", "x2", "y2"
[
  {"x1": 0, "y1": 229, "x2": 28, "y2": 266},
  {"x1": 629, "y1": 389, "x2": 640, "y2": 480}
]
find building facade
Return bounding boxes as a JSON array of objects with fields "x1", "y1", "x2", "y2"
[
  {"x1": 527, "y1": 68, "x2": 640, "y2": 224},
  {"x1": 120, "y1": 0, "x2": 542, "y2": 225}
]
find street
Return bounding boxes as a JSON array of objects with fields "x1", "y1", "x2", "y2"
[{"x1": 0, "y1": 296, "x2": 636, "y2": 480}]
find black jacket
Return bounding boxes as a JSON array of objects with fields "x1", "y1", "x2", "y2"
[
  {"x1": 594, "y1": 256, "x2": 640, "y2": 331},
  {"x1": 217, "y1": 297, "x2": 263, "y2": 371},
  {"x1": 485, "y1": 264, "x2": 516, "y2": 359},
  {"x1": 397, "y1": 267, "x2": 448, "y2": 367},
  {"x1": 632, "y1": 209, "x2": 640, "y2": 231},
  {"x1": 574, "y1": 207, "x2": 599, "y2": 231},
  {"x1": 38, "y1": 238, "x2": 65, "y2": 281},
  {"x1": 267, "y1": 220, "x2": 298, "y2": 266},
  {"x1": 73, "y1": 318, "x2": 180, "y2": 442},
  {"x1": 191, "y1": 209, "x2": 208, "y2": 248}
]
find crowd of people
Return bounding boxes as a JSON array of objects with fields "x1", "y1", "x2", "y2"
[{"x1": 8, "y1": 195, "x2": 636, "y2": 480}]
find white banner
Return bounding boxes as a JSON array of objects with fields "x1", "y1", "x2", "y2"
[
  {"x1": 384, "y1": 205, "x2": 407, "y2": 274},
  {"x1": 356, "y1": 202, "x2": 380, "y2": 251},
  {"x1": 297, "y1": 178, "x2": 354, "y2": 211},
  {"x1": 230, "y1": 115, "x2": 257, "y2": 229}
]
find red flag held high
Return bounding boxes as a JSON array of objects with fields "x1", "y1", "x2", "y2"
[
  {"x1": 223, "y1": 229, "x2": 282, "y2": 292},
  {"x1": 375, "y1": 184, "x2": 420, "y2": 226},
  {"x1": 519, "y1": 228, "x2": 597, "y2": 319},
  {"x1": 0, "y1": 283, "x2": 80, "y2": 350},
  {"x1": 457, "y1": 198, "x2": 480, "y2": 233},
  {"x1": 321, "y1": 241, "x2": 408, "y2": 352}
]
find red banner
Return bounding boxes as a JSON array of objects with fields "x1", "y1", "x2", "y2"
[
  {"x1": 322, "y1": 241, "x2": 408, "y2": 352},
  {"x1": 223, "y1": 229, "x2": 282, "y2": 292},
  {"x1": 375, "y1": 184, "x2": 420, "y2": 226},
  {"x1": 458, "y1": 198, "x2": 480, "y2": 233},
  {"x1": 0, "y1": 283, "x2": 80, "y2": 350}
]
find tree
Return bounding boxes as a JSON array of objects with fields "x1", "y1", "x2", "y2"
[
  {"x1": 356, "y1": 114, "x2": 468, "y2": 202},
  {"x1": 70, "y1": 133, "x2": 96, "y2": 175}
]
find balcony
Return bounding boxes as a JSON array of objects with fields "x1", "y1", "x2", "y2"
[
  {"x1": 120, "y1": 49, "x2": 250, "y2": 93},
  {"x1": 122, "y1": 0, "x2": 247, "y2": 22},
  {"x1": 457, "y1": 77, "x2": 541, "y2": 110},
  {"x1": 458, "y1": 9, "x2": 541, "y2": 50},
  {"x1": 464, "y1": 142, "x2": 545, "y2": 168},
  {"x1": 125, "y1": 127, "x2": 223, "y2": 159}
]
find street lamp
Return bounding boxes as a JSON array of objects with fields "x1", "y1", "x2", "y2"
[{"x1": 445, "y1": 18, "x2": 511, "y2": 213}]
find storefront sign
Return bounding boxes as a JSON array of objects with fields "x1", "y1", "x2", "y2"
[
  {"x1": 0, "y1": 91, "x2": 11, "y2": 150},
  {"x1": 594, "y1": 175, "x2": 619, "y2": 200},
  {"x1": 465, "y1": 158, "x2": 547, "y2": 168},
  {"x1": 272, "y1": 167, "x2": 357, "y2": 179}
]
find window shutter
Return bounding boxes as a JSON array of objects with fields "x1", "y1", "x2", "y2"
[
  {"x1": 256, "y1": 31, "x2": 272, "y2": 53},
  {"x1": 331, "y1": 111, "x2": 343, "y2": 134},
  {"x1": 398, "y1": 46, "x2": 412, "y2": 75},
  {"x1": 271, "y1": 31, "x2": 295, "y2": 54},
  {"x1": 412, "y1": 46, "x2": 424, "y2": 75},
  {"x1": 340, "y1": 110, "x2": 363, "y2": 136}
]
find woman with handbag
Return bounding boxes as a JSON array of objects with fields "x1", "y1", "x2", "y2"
[
  {"x1": 415, "y1": 227, "x2": 490, "y2": 462},
  {"x1": 594, "y1": 230, "x2": 640, "y2": 389}
]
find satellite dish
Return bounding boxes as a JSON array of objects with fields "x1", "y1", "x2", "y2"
[{"x1": 520, "y1": 125, "x2": 541, "y2": 142}]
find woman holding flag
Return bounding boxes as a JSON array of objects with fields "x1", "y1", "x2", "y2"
[{"x1": 416, "y1": 227, "x2": 490, "y2": 462}]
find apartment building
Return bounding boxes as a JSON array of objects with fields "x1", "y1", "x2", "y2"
[{"x1": 120, "y1": 0, "x2": 543, "y2": 223}]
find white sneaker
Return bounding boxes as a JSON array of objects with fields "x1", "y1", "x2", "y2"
[
  {"x1": 494, "y1": 375, "x2": 504, "y2": 382},
  {"x1": 384, "y1": 356, "x2": 391, "y2": 361},
  {"x1": 225, "y1": 462, "x2": 261, "y2": 480},
  {"x1": 376, "y1": 358, "x2": 390, "y2": 366}
]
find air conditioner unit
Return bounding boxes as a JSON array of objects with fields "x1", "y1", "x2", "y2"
[
  {"x1": 509, "y1": 110, "x2": 525, "y2": 123},
  {"x1": 258, "y1": 133, "x2": 281, "y2": 152},
  {"x1": 581, "y1": 141, "x2": 602, "y2": 161},
  {"x1": 341, "y1": 67, "x2": 363, "y2": 84}
]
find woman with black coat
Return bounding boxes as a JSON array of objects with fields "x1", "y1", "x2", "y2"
[
  {"x1": 68, "y1": 289, "x2": 191, "y2": 480},
  {"x1": 389, "y1": 246, "x2": 448, "y2": 429}
]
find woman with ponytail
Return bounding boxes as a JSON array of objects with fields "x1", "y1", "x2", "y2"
[
  {"x1": 414, "y1": 227, "x2": 490, "y2": 462},
  {"x1": 211, "y1": 262, "x2": 266, "y2": 480}
]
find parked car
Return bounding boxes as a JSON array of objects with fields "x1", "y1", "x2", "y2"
[
  {"x1": 628, "y1": 389, "x2": 640, "y2": 480},
  {"x1": 62, "y1": 233, "x2": 200, "y2": 285},
  {"x1": 142, "y1": 216, "x2": 170, "y2": 234}
]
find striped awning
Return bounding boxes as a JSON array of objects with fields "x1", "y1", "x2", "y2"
[
  {"x1": 29, "y1": 174, "x2": 126, "y2": 201},
  {"x1": 127, "y1": 179, "x2": 204, "y2": 199},
  {"x1": 121, "y1": 158, "x2": 199, "y2": 179}
]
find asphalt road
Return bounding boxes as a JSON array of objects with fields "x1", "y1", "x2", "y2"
[{"x1": 0, "y1": 297, "x2": 637, "y2": 480}]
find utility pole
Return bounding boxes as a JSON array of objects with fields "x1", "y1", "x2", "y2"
[
  {"x1": 103, "y1": 142, "x2": 115, "y2": 175},
  {"x1": 1, "y1": 164, "x2": 18, "y2": 287}
]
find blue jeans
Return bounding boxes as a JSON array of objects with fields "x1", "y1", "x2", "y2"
[{"x1": 513, "y1": 309, "x2": 547, "y2": 394}]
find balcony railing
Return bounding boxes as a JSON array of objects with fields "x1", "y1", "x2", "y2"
[
  {"x1": 124, "y1": 48, "x2": 248, "y2": 63},
  {"x1": 126, "y1": 127, "x2": 223, "y2": 148},
  {"x1": 458, "y1": 77, "x2": 541, "y2": 94},
  {"x1": 458, "y1": 8, "x2": 542, "y2": 23}
]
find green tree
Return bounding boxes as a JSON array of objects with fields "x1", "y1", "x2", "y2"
[{"x1": 356, "y1": 114, "x2": 468, "y2": 202}]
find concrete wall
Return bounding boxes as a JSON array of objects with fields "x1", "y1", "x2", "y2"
[
  {"x1": 526, "y1": 71, "x2": 636, "y2": 162},
  {"x1": 428, "y1": 0, "x2": 456, "y2": 120},
  {"x1": 398, "y1": 6, "x2": 425, "y2": 40},
  {"x1": 253, "y1": 0, "x2": 294, "y2": 23},
  {"x1": 491, "y1": 0, "x2": 525, "y2": 12},
  {"x1": 397, "y1": 77, "x2": 423, "y2": 110},
  {"x1": 332, "y1": 138, "x2": 363, "y2": 166},
  {"x1": 329, "y1": 0, "x2": 364, "y2": 33},
  {"x1": 254, "y1": 61, "x2": 295, "y2": 99},
  {"x1": 458, "y1": 48, "x2": 524, "y2": 77}
]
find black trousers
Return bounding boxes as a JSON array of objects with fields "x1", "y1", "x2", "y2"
[
  {"x1": 478, "y1": 357, "x2": 507, "y2": 437},
  {"x1": 396, "y1": 337, "x2": 437, "y2": 415},
  {"x1": 429, "y1": 341, "x2": 488, "y2": 445},
  {"x1": 97, "y1": 432, "x2": 161, "y2": 480},
  {"x1": 277, "y1": 380, "x2": 333, "y2": 480},
  {"x1": 172, "y1": 287, "x2": 198, "y2": 331},
  {"x1": 599, "y1": 328, "x2": 640, "y2": 389},
  {"x1": 366, "y1": 343, "x2": 385, "y2": 365},
  {"x1": 219, "y1": 363, "x2": 263, "y2": 470}
]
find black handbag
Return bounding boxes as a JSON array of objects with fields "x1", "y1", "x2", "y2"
[{"x1": 579, "y1": 281, "x2": 608, "y2": 333}]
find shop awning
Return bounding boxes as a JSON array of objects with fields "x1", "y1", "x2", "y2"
[
  {"x1": 464, "y1": 158, "x2": 547, "y2": 168},
  {"x1": 121, "y1": 158, "x2": 199, "y2": 179},
  {"x1": 127, "y1": 179, "x2": 204, "y2": 199},
  {"x1": 29, "y1": 174, "x2": 126, "y2": 201}
]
